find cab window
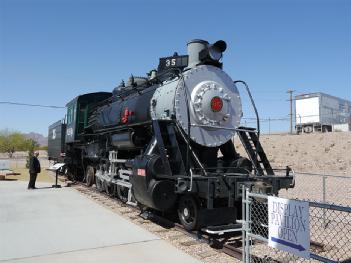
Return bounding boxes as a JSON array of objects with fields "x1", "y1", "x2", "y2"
[{"x1": 67, "y1": 105, "x2": 74, "y2": 124}]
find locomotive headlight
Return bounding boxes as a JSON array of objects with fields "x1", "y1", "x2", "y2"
[
  {"x1": 208, "y1": 46, "x2": 222, "y2": 61},
  {"x1": 208, "y1": 40, "x2": 227, "y2": 61},
  {"x1": 199, "y1": 40, "x2": 227, "y2": 64}
]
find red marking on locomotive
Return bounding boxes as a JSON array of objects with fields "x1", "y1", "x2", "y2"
[
  {"x1": 137, "y1": 169, "x2": 146, "y2": 176},
  {"x1": 121, "y1": 108, "x2": 134, "y2": 124},
  {"x1": 211, "y1": 96, "x2": 223, "y2": 112}
]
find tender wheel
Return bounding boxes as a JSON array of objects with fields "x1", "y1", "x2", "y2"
[
  {"x1": 85, "y1": 165, "x2": 95, "y2": 187},
  {"x1": 178, "y1": 195, "x2": 199, "y2": 231},
  {"x1": 322, "y1": 126, "x2": 331, "y2": 133},
  {"x1": 303, "y1": 125, "x2": 313, "y2": 133},
  {"x1": 116, "y1": 185, "x2": 128, "y2": 203}
]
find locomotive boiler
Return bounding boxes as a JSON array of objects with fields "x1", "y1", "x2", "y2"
[{"x1": 48, "y1": 39, "x2": 294, "y2": 231}]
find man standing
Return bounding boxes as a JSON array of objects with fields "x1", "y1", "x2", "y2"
[{"x1": 28, "y1": 151, "x2": 41, "y2": 189}]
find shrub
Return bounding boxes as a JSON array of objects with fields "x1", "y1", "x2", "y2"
[{"x1": 0, "y1": 129, "x2": 39, "y2": 158}]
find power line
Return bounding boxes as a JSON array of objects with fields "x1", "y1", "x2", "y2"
[{"x1": 0, "y1": 101, "x2": 65, "y2": 109}]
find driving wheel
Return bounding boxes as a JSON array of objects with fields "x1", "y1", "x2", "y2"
[
  {"x1": 85, "y1": 165, "x2": 95, "y2": 187},
  {"x1": 178, "y1": 195, "x2": 200, "y2": 231},
  {"x1": 116, "y1": 185, "x2": 129, "y2": 203},
  {"x1": 96, "y1": 176, "x2": 103, "y2": 192}
]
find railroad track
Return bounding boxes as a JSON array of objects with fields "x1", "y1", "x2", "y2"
[{"x1": 71, "y1": 182, "x2": 244, "y2": 262}]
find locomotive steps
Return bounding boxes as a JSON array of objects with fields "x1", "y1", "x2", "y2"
[{"x1": 234, "y1": 132, "x2": 351, "y2": 176}]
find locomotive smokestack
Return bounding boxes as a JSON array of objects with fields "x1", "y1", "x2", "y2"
[{"x1": 187, "y1": 39, "x2": 208, "y2": 68}]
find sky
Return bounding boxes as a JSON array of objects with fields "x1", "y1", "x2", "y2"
[{"x1": 0, "y1": 0, "x2": 350, "y2": 135}]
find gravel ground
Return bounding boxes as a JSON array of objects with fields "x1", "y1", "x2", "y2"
[
  {"x1": 234, "y1": 132, "x2": 351, "y2": 206},
  {"x1": 234, "y1": 132, "x2": 351, "y2": 175}
]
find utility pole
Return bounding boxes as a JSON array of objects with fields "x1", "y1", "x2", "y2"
[{"x1": 287, "y1": 89, "x2": 295, "y2": 134}]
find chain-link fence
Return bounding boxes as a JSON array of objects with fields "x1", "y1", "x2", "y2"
[
  {"x1": 242, "y1": 187, "x2": 351, "y2": 263},
  {"x1": 279, "y1": 172, "x2": 351, "y2": 207}
]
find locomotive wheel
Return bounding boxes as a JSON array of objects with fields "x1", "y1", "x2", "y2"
[
  {"x1": 236, "y1": 157, "x2": 253, "y2": 173},
  {"x1": 178, "y1": 195, "x2": 199, "y2": 231},
  {"x1": 85, "y1": 166, "x2": 95, "y2": 187},
  {"x1": 96, "y1": 177, "x2": 103, "y2": 192},
  {"x1": 116, "y1": 185, "x2": 128, "y2": 203},
  {"x1": 104, "y1": 181, "x2": 114, "y2": 196},
  {"x1": 66, "y1": 166, "x2": 75, "y2": 181}
]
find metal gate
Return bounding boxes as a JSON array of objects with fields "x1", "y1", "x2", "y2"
[{"x1": 241, "y1": 186, "x2": 351, "y2": 263}]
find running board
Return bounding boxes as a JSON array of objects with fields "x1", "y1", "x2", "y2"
[{"x1": 201, "y1": 223, "x2": 242, "y2": 235}]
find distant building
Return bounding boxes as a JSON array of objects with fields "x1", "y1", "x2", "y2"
[{"x1": 295, "y1": 92, "x2": 351, "y2": 133}]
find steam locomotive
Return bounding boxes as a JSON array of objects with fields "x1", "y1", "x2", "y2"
[{"x1": 48, "y1": 39, "x2": 294, "y2": 231}]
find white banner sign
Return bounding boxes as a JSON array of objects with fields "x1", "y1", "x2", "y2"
[{"x1": 268, "y1": 196, "x2": 310, "y2": 259}]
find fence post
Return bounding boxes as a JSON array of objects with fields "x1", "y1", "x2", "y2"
[
  {"x1": 242, "y1": 185, "x2": 246, "y2": 263},
  {"x1": 245, "y1": 187, "x2": 251, "y2": 263}
]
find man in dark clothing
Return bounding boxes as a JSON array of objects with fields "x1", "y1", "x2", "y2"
[{"x1": 28, "y1": 151, "x2": 41, "y2": 189}]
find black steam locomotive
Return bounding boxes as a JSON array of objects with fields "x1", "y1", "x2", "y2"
[{"x1": 48, "y1": 39, "x2": 294, "y2": 231}]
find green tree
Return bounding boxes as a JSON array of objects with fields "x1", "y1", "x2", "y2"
[
  {"x1": 26, "y1": 139, "x2": 39, "y2": 168},
  {"x1": 0, "y1": 129, "x2": 39, "y2": 158}
]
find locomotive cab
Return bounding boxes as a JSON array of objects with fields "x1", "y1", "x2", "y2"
[{"x1": 65, "y1": 92, "x2": 112, "y2": 143}]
